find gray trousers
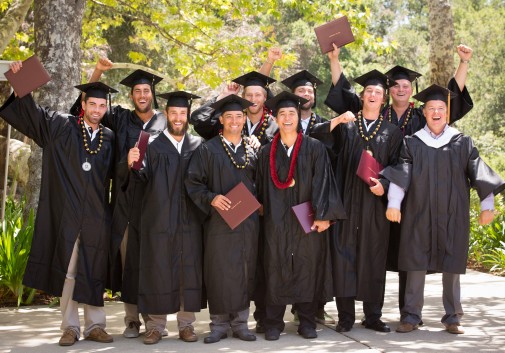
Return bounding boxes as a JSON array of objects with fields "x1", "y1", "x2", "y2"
[
  {"x1": 401, "y1": 270, "x2": 463, "y2": 325},
  {"x1": 60, "y1": 238, "x2": 106, "y2": 339},
  {"x1": 209, "y1": 308, "x2": 250, "y2": 334}
]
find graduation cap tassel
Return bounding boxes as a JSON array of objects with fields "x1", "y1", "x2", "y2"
[
  {"x1": 152, "y1": 77, "x2": 158, "y2": 109},
  {"x1": 447, "y1": 91, "x2": 451, "y2": 125},
  {"x1": 415, "y1": 79, "x2": 419, "y2": 95}
]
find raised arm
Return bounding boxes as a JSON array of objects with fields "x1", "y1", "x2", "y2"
[
  {"x1": 453, "y1": 44, "x2": 472, "y2": 92},
  {"x1": 259, "y1": 47, "x2": 282, "y2": 77}
]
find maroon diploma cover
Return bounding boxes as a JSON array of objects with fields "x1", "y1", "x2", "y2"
[
  {"x1": 215, "y1": 182, "x2": 261, "y2": 230},
  {"x1": 292, "y1": 201, "x2": 316, "y2": 234},
  {"x1": 314, "y1": 16, "x2": 355, "y2": 54},
  {"x1": 356, "y1": 150, "x2": 383, "y2": 186},
  {"x1": 130, "y1": 131, "x2": 150, "y2": 170},
  {"x1": 4, "y1": 55, "x2": 51, "y2": 98}
]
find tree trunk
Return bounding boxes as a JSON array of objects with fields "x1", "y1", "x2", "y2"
[
  {"x1": 427, "y1": 0, "x2": 454, "y2": 86},
  {"x1": 24, "y1": 0, "x2": 85, "y2": 219},
  {"x1": 0, "y1": 0, "x2": 33, "y2": 54}
]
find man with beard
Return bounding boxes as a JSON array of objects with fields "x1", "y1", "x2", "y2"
[
  {"x1": 1, "y1": 61, "x2": 116, "y2": 346},
  {"x1": 382, "y1": 85, "x2": 505, "y2": 334},
  {"x1": 70, "y1": 59, "x2": 167, "y2": 338},
  {"x1": 312, "y1": 70, "x2": 403, "y2": 333},
  {"x1": 126, "y1": 91, "x2": 205, "y2": 344},
  {"x1": 257, "y1": 91, "x2": 346, "y2": 341},
  {"x1": 186, "y1": 95, "x2": 259, "y2": 344}
]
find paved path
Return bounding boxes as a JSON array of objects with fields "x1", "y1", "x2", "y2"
[{"x1": 1, "y1": 270, "x2": 504, "y2": 352}]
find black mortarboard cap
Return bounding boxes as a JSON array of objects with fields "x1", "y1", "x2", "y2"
[
  {"x1": 281, "y1": 70, "x2": 323, "y2": 90},
  {"x1": 385, "y1": 65, "x2": 422, "y2": 94},
  {"x1": 264, "y1": 91, "x2": 309, "y2": 112},
  {"x1": 414, "y1": 84, "x2": 458, "y2": 124},
  {"x1": 210, "y1": 94, "x2": 253, "y2": 114},
  {"x1": 385, "y1": 65, "x2": 422, "y2": 83},
  {"x1": 120, "y1": 69, "x2": 164, "y2": 109},
  {"x1": 232, "y1": 71, "x2": 276, "y2": 89},
  {"x1": 75, "y1": 82, "x2": 118, "y2": 100},
  {"x1": 75, "y1": 82, "x2": 118, "y2": 113},
  {"x1": 354, "y1": 69, "x2": 390, "y2": 88},
  {"x1": 120, "y1": 69, "x2": 163, "y2": 88},
  {"x1": 157, "y1": 91, "x2": 200, "y2": 108},
  {"x1": 412, "y1": 84, "x2": 457, "y2": 104}
]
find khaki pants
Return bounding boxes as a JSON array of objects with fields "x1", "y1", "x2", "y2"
[{"x1": 60, "y1": 238, "x2": 106, "y2": 339}]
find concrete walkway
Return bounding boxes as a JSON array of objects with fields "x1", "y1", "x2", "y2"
[{"x1": 1, "y1": 270, "x2": 504, "y2": 352}]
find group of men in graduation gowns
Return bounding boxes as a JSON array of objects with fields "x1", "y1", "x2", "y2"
[{"x1": 3, "y1": 39, "x2": 505, "y2": 348}]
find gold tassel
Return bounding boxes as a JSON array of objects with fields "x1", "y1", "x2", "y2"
[{"x1": 447, "y1": 91, "x2": 451, "y2": 124}]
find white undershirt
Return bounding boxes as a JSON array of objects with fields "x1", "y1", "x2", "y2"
[{"x1": 164, "y1": 129, "x2": 185, "y2": 154}]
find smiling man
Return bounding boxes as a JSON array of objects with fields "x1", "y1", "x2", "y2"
[
  {"x1": 256, "y1": 91, "x2": 345, "y2": 341},
  {"x1": 1, "y1": 62, "x2": 117, "y2": 346},
  {"x1": 186, "y1": 95, "x2": 259, "y2": 344},
  {"x1": 127, "y1": 91, "x2": 205, "y2": 345},
  {"x1": 311, "y1": 70, "x2": 403, "y2": 333},
  {"x1": 381, "y1": 84, "x2": 505, "y2": 335},
  {"x1": 71, "y1": 60, "x2": 168, "y2": 338}
]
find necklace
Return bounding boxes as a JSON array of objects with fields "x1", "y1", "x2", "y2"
[
  {"x1": 245, "y1": 107, "x2": 271, "y2": 142},
  {"x1": 219, "y1": 133, "x2": 249, "y2": 169},
  {"x1": 81, "y1": 121, "x2": 103, "y2": 155},
  {"x1": 386, "y1": 102, "x2": 414, "y2": 131},
  {"x1": 270, "y1": 131, "x2": 303, "y2": 189},
  {"x1": 303, "y1": 113, "x2": 317, "y2": 134},
  {"x1": 357, "y1": 111, "x2": 383, "y2": 142}
]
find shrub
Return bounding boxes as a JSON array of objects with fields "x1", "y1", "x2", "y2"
[{"x1": 0, "y1": 197, "x2": 36, "y2": 306}]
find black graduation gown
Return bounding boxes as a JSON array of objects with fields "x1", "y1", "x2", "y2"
[
  {"x1": 71, "y1": 98, "x2": 167, "y2": 300},
  {"x1": 381, "y1": 129, "x2": 505, "y2": 274},
  {"x1": 190, "y1": 96, "x2": 278, "y2": 145},
  {"x1": 0, "y1": 94, "x2": 114, "y2": 306},
  {"x1": 127, "y1": 132, "x2": 206, "y2": 314},
  {"x1": 324, "y1": 74, "x2": 473, "y2": 134},
  {"x1": 185, "y1": 136, "x2": 259, "y2": 315},
  {"x1": 324, "y1": 117, "x2": 402, "y2": 302},
  {"x1": 257, "y1": 136, "x2": 346, "y2": 305}
]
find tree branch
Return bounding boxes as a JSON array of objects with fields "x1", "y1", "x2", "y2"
[{"x1": 0, "y1": 0, "x2": 33, "y2": 54}]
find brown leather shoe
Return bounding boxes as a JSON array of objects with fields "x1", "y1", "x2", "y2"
[
  {"x1": 59, "y1": 329, "x2": 78, "y2": 346},
  {"x1": 179, "y1": 326, "x2": 198, "y2": 342},
  {"x1": 445, "y1": 323, "x2": 465, "y2": 334},
  {"x1": 85, "y1": 327, "x2": 113, "y2": 343},
  {"x1": 396, "y1": 322, "x2": 418, "y2": 333},
  {"x1": 144, "y1": 329, "x2": 162, "y2": 345}
]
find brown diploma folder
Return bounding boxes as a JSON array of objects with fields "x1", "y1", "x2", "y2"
[
  {"x1": 130, "y1": 131, "x2": 150, "y2": 170},
  {"x1": 356, "y1": 150, "x2": 383, "y2": 187},
  {"x1": 215, "y1": 182, "x2": 261, "y2": 230},
  {"x1": 3, "y1": 55, "x2": 51, "y2": 98},
  {"x1": 314, "y1": 16, "x2": 355, "y2": 54}
]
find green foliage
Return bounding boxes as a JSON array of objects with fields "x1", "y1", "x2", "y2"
[
  {"x1": 469, "y1": 192, "x2": 505, "y2": 272},
  {"x1": 0, "y1": 197, "x2": 36, "y2": 306},
  {"x1": 452, "y1": 0, "x2": 505, "y2": 138}
]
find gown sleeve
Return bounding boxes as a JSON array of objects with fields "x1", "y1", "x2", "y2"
[
  {"x1": 0, "y1": 93, "x2": 68, "y2": 147},
  {"x1": 185, "y1": 143, "x2": 218, "y2": 215},
  {"x1": 189, "y1": 96, "x2": 222, "y2": 140},
  {"x1": 447, "y1": 77, "x2": 473, "y2": 125},
  {"x1": 324, "y1": 73, "x2": 362, "y2": 115}
]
